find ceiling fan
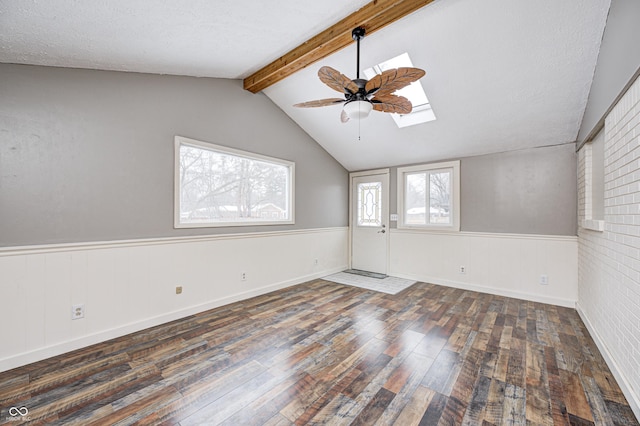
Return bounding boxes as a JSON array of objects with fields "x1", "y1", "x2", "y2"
[{"x1": 293, "y1": 27, "x2": 425, "y2": 123}]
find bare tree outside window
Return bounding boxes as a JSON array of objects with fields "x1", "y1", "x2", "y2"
[
  {"x1": 430, "y1": 172, "x2": 450, "y2": 224},
  {"x1": 405, "y1": 173, "x2": 427, "y2": 224},
  {"x1": 176, "y1": 138, "x2": 293, "y2": 227},
  {"x1": 404, "y1": 170, "x2": 451, "y2": 225}
]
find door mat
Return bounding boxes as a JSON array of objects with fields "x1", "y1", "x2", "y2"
[{"x1": 344, "y1": 269, "x2": 387, "y2": 279}]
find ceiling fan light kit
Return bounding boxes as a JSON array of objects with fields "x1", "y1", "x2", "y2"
[
  {"x1": 343, "y1": 100, "x2": 373, "y2": 120},
  {"x1": 293, "y1": 27, "x2": 425, "y2": 123}
]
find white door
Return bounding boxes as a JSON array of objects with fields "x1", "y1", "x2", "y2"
[{"x1": 351, "y1": 172, "x2": 389, "y2": 274}]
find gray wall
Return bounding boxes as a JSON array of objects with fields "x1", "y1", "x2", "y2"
[
  {"x1": 389, "y1": 143, "x2": 577, "y2": 236},
  {"x1": 0, "y1": 64, "x2": 348, "y2": 247},
  {"x1": 459, "y1": 144, "x2": 576, "y2": 235},
  {"x1": 577, "y1": 0, "x2": 640, "y2": 143}
]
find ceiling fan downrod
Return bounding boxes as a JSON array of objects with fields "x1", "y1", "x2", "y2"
[{"x1": 352, "y1": 27, "x2": 365, "y2": 80}]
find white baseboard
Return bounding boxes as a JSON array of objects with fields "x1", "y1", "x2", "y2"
[
  {"x1": 0, "y1": 265, "x2": 346, "y2": 373},
  {"x1": 392, "y1": 273, "x2": 576, "y2": 308},
  {"x1": 576, "y1": 303, "x2": 640, "y2": 421}
]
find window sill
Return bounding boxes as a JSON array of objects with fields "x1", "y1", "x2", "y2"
[
  {"x1": 581, "y1": 219, "x2": 604, "y2": 232},
  {"x1": 175, "y1": 219, "x2": 295, "y2": 229}
]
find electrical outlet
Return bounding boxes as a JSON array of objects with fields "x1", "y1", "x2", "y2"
[
  {"x1": 539, "y1": 274, "x2": 549, "y2": 285},
  {"x1": 176, "y1": 286, "x2": 183, "y2": 294},
  {"x1": 71, "y1": 304, "x2": 84, "y2": 320},
  {"x1": 459, "y1": 266, "x2": 466, "y2": 274},
  {"x1": 241, "y1": 271, "x2": 247, "y2": 281}
]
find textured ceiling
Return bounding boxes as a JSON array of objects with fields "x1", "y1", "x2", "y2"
[
  {"x1": 0, "y1": 0, "x2": 611, "y2": 171},
  {"x1": 0, "y1": 0, "x2": 370, "y2": 78}
]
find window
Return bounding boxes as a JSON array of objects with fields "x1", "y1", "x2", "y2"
[
  {"x1": 582, "y1": 129, "x2": 604, "y2": 231},
  {"x1": 363, "y1": 52, "x2": 436, "y2": 128},
  {"x1": 357, "y1": 182, "x2": 382, "y2": 227},
  {"x1": 175, "y1": 136, "x2": 294, "y2": 228},
  {"x1": 397, "y1": 161, "x2": 460, "y2": 230}
]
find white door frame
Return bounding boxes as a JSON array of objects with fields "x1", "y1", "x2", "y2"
[{"x1": 348, "y1": 168, "x2": 390, "y2": 273}]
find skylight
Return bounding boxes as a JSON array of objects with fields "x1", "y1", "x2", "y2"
[{"x1": 364, "y1": 52, "x2": 436, "y2": 128}]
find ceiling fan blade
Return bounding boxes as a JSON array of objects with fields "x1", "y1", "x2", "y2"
[
  {"x1": 293, "y1": 98, "x2": 345, "y2": 108},
  {"x1": 367, "y1": 67, "x2": 425, "y2": 97},
  {"x1": 364, "y1": 73, "x2": 383, "y2": 96},
  {"x1": 340, "y1": 109, "x2": 350, "y2": 123},
  {"x1": 318, "y1": 66, "x2": 359, "y2": 95},
  {"x1": 371, "y1": 94, "x2": 412, "y2": 114}
]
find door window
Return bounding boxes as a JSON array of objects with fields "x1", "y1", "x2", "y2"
[{"x1": 357, "y1": 182, "x2": 382, "y2": 227}]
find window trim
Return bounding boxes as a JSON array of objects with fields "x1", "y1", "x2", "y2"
[
  {"x1": 174, "y1": 135, "x2": 295, "y2": 229},
  {"x1": 397, "y1": 160, "x2": 460, "y2": 231}
]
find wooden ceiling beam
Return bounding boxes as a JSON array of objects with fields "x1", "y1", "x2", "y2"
[{"x1": 243, "y1": 0, "x2": 436, "y2": 94}]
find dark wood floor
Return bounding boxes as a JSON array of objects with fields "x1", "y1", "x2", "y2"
[{"x1": 0, "y1": 280, "x2": 638, "y2": 425}]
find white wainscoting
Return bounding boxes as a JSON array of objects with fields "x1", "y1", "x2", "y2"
[
  {"x1": 0, "y1": 227, "x2": 348, "y2": 372},
  {"x1": 390, "y1": 229, "x2": 578, "y2": 307}
]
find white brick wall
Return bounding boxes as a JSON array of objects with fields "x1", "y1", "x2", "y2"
[{"x1": 578, "y1": 74, "x2": 640, "y2": 415}]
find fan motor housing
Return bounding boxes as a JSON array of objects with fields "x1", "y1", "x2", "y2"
[{"x1": 348, "y1": 78, "x2": 368, "y2": 101}]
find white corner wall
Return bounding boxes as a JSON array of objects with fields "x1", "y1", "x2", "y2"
[
  {"x1": 390, "y1": 229, "x2": 578, "y2": 307},
  {"x1": 0, "y1": 227, "x2": 348, "y2": 373},
  {"x1": 578, "y1": 74, "x2": 640, "y2": 418}
]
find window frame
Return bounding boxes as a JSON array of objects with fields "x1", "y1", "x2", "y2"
[
  {"x1": 582, "y1": 128, "x2": 605, "y2": 232},
  {"x1": 363, "y1": 52, "x2": 436, "y2": 129},
  {"x1": 397, "y1": 160, "x2": 460, "y2": 231},
  {"x1": 174, "y1": 135, "x2": 295, "y2": 229}
]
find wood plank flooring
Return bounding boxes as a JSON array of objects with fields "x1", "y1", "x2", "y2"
[{"x1": 0, "y1": 280, "x2": 638, "y2": 425}]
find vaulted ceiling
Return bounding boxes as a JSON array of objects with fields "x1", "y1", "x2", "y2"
[{"x1": 0, "y1": 0, "x2": 611, "y2": 171}]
